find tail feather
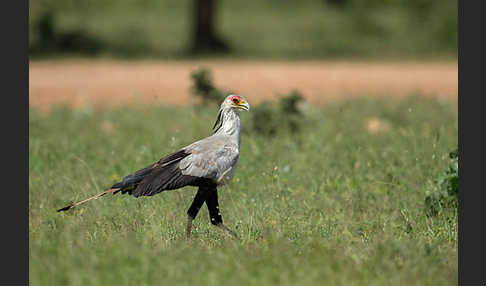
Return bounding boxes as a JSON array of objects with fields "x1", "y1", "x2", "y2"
[{"x1": 56, "y1": 188, "x2": 121, "y2": 212}]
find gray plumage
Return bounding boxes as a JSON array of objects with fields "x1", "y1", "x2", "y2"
[
  {"x1": 111, "y1": 94, "x2": 248, "y2": 197},
  {"x1": 180, "y1": 108, "x2": 241, "y2": 184},
  {"x1": 57, "y1": 94, "x2": 249, "y2": 239}
]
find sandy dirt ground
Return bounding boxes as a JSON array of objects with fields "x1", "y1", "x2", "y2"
[{"x1": 29, "y1": 59, "x2": 457, "y2": 111}]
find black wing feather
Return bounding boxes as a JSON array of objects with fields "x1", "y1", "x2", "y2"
[
  {"x1": 110, "y1": 149, "x2": 199, "y2": 196},
  {"x1": 132, "y1": 164, "x2": 202, "y2": 197}
]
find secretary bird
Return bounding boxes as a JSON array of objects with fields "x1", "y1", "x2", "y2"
[{"x1": 57, "y1": 94, "x2": 250, "y2": 239}]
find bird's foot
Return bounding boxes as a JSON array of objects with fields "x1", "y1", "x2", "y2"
[{"x1": 216, "y1": 223, "x2": 239, "y2": 240}]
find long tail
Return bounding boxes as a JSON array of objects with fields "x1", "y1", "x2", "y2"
[{"x1": 56, "y1": 188, "x2": 121, "y2": 212}]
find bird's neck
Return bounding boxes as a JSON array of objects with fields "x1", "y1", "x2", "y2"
[{"x1": 214, "y1": 108, "x2": 241, "y2": 145}]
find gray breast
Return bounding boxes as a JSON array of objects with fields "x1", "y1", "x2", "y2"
[{"x1": 178, "y1": 135, "x2": 240, "y2": 184}]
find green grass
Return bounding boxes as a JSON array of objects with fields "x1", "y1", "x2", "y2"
[{"x1": 29, "y1": 96, "x2": 458, "y2": 285}]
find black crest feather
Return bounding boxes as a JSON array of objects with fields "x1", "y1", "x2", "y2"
[{"x1": 213, "y1": 109, "x2": 223, "y2": 133}]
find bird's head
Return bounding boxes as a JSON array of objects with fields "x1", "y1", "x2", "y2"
[
  {"x1": 221, "y1": 94, "x2": 250, "y2": 112},
  {"x1": 213, "y1": 94, "x2": 250, "y2": 132}
]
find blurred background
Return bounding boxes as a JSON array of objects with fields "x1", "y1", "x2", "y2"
[
  {"x1": 30, "y1": 0, "x2": 456, "y2": 59},
  {"x1": 29, "y1": 0, "x2": 457, "y2": 110},
  {"x1": 29, "y1": 2, "x2": 459, "y2": 284}
]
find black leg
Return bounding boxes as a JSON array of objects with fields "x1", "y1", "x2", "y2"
[
  {"x1": 205, "y1": 187, "x2": 223, "y2": 225},
  {"x1": 186, "y1": 187, "x2": 207, "y2": 238},
  {"x1": 205, "y1": 187, "x2": 239, "y2": 239}
]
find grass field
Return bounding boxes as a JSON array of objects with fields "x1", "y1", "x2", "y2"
[{"x1": 29, "y1": 95, "x2": 457, "y2": 285}]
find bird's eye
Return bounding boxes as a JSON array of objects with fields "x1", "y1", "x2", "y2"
[{"x1": 232, "y1": 98, "x2": 239, "y2": 104}]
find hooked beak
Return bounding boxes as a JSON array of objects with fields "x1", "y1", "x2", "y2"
[{"x1": 236, "y1": 101, "x2": 250, "y2": 111}]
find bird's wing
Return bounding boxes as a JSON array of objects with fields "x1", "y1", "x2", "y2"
[
  {"x1": 112, "y1": 149, "x2": 202, "y2": 197},
  {"x1": 112, "y1": 150, "x2": 187, "y2": 188},
  {"x1": 111, "y1": 135, "x2": 238, "y2": 197},
  {"x1": 179, "y1": 136, "x2": 239, "y2": 182}
]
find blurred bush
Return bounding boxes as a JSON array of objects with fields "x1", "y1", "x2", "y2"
[
  {"x1": 190, "y1": 68, "x2": 226, "y2": 105},
  {"x1": 189, "y1": 68, "x2": 307, "y2": 136},
  {"x1": 425, "y1": 147, "x2": 458, "y2": 216},
  {"x1": 30, "y1": 10, "x2": 102, "y2": 56},
  {"x1": 251, "y1": 90, "x2": 306, "y2": 136}
]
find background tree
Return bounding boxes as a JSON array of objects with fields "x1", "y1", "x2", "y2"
[{"x1": 190, "y1": 0, "x2": 231, "y2": 54}]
